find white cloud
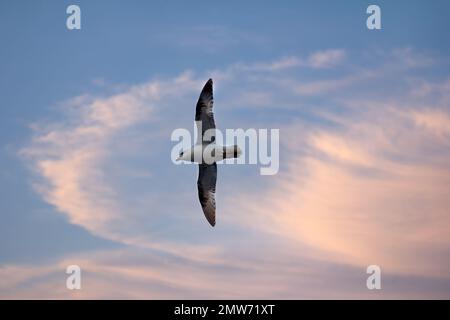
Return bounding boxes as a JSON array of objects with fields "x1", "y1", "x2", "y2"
[
  {"x1": 307, "y1": 49, "x2": 346, "y2": 68},
  {"x1": 15, "y1": 49, "x2": 450, "y2": 298}
]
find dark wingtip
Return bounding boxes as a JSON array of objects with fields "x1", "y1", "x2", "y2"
[
  {"x1": 207, "y1": 216, "x2": 216, "y2": 227},
  {"x1": 201, "y1": 78, "x2": 213, "y2": 92},
  {"x1": 199, "y1": 79, "x2": 213, "y2": 98}
]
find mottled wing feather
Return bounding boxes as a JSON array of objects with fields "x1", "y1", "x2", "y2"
[
  {"x1": 197, "y1": 163, "x2": 217, "y2": 226},
  {"x1": 195, "y1": 79, "x2": 216, "y2": 144}
]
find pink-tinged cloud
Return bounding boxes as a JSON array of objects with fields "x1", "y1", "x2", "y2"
[
  {"x1": 14, "y1": 49, "x2": 450, "y2": 299},
  {"x1": 235, "y1": 103, "x2": 450, "y2": 278},
  {"x1": 20, "y1": 74, "x2": 206, "y2": 244},
  {"x1": 20, "y1": 51, "x2": 348, "y2": 247},
  {"x1": 2, "y1": 245, "x2": 450, "y2": 299}
]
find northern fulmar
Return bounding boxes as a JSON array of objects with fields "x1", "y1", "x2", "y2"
[{"x1": 177, "y1": 79, "x2": 242, "y2": 226}]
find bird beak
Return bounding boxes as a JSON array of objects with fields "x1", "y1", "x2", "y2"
[{"x1": 176, "y1": 157, "x2": 181, "y2": 161}]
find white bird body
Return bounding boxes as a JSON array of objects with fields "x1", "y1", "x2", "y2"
[{"x1": 177, "y1": 144, "x2": 242, "y2": 164}]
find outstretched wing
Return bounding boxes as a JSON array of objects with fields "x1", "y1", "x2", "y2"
[
  {"x1": 195, "y1": 79, "x2": 215, "y2": 144},
  {"x1": 197, "y1": 163, "x2": 217, "y2": 226}
]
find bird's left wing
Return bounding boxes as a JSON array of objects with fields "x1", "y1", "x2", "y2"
[
  {"x1": 197, "y1": 163, "x2": 217, "y2": 226},
  {"x1": 195, "y1": 79, "x2": 215, "y2": 144}
]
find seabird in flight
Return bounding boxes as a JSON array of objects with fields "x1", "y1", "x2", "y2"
[{"x1": 177, "y1": 79, "x2": 241, "y2": 226}]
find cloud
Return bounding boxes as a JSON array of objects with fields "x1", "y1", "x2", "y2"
[
  {"x1": 233, "y1": 101, "x2": 450, "y2": 278},
  {"x1": 3, "y1": 244, "x2": 450, "y2": 299},
  {"x1": 235, "y1": 49, "x2": 346, "y2": 72},
  {"x1": 391, "y1": 48, "x2": 435, "y2": 68},
  {"x1": 252, "y1": 56, "x2": 303, "y2": 71},
  {"x1": 20, "y1": 50, "x2": 352, "y2": 249},
  {"x1": 294, "y1": 74, "x2": 360, "y2": 96},
  {"x1": 20, "y1": 73, "x2": 208, "y2": 244},
  {"x1": 16, "y1": 48, "x2": 450, "y2": 298},
  {"x1": 22, "y1": 86, "x2": 152, "y2": 238},
  {"x1": 307, "y1": 49, "x2": 346, "y2": 68},
  {"x1": 410, "y1": 109, "x2": 450, "y2": 139}
]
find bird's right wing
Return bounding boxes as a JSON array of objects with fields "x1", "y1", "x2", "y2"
[
  {"x1": 197, "y1": 163, "x2": 217, "y2": 226},
  {"x1": 195, "y1": 79, "x2": 216, "y2": 144}
]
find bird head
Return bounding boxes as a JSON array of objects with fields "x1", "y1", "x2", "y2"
[{"x1": 176, "y1": 150, "x2": 187, "y2": 162}]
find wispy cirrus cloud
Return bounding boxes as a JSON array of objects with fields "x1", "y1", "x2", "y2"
[
  {"x1": 14, "y1": 48, "x2": 450, "y2": 299},
  {"x1": 232, "y1": 101, "x2": 450, "y2": 279},
  {"x1": 231, "y1": 49, "x2": 346, "y2": 72},
  {"x1": 307, "y1": 49, "x2": 346, "y2": 68},
  {"x1": 4, "y1": 243, "x2": 450, "y2": 299},
  {"x1": 20, "y1": 48, "x2": 351, "y2": 247},
  {"x1": 21, "y1": 73, "x2": 214, "y2": 246}
]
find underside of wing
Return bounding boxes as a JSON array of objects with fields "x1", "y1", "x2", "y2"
[
  {"x1": 197, "y1": 163, "x2": 217, "y2": 226},
  {"x1": 195, "y1": 79, "x2": 216, "y2": 144}
]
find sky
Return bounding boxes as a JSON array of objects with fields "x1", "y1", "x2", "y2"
[{"x1": 1, "y1": 0, "x2": 450, "y2": 299}]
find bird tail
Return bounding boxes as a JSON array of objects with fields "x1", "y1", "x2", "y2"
[{"x1": 223, "y1": 145, "x2": 242, "y2": 159}]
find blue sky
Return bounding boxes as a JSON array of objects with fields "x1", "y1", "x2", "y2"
[{"x1": 1, "y1": 0, "x2": 450, "y2": 298}]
